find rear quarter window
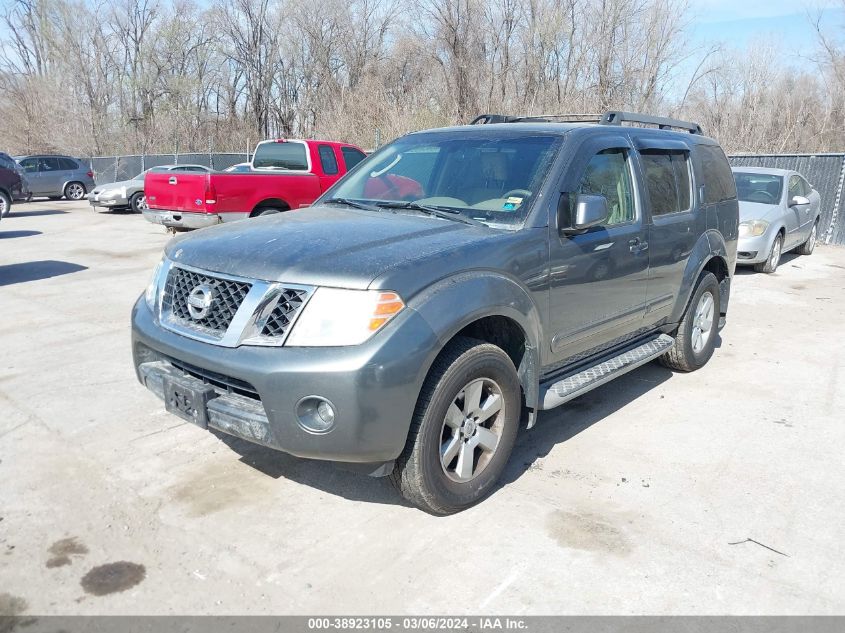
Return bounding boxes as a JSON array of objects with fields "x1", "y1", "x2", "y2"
[
  {"x1": 341, "y1": 147, "x2": 367, "y2": 171},
  {"x1": 58, "y1": 157, "x2": 79, "y2": 170},
  {"x1": 697, "y1": 145, "x2": 736, "y2": 204}
]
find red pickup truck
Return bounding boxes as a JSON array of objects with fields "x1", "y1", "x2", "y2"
[{"x1": 143, "y1": 139, "x2": 367, "y2": 230}]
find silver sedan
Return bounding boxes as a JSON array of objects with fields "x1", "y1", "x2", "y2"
[
  {"x1": 88, "y1": 164, "x2": 209, "y2": 213},
  {"x1": 732, "y1": 167, "x2": 821, "y2": 273}
]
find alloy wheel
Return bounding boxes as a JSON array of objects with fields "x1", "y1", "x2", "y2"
[
  {"x1": 691, "y1": 291, "x2": 715, "y2": 355},
  {"x1": 439, "y1": 377, "x2": 504, "y2": 483},
  {"x1": 67, "y1": 183, "x2": 85, "y2": 200}
]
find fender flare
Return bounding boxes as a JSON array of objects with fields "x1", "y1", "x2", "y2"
[
  {"x1": 250, "y1": 198, "x2": 291, "y2": 216},
  {"x1": 671, "y1": 230, "x2": 732, "y2": 322},
  {"x1": 408, "y1": 271, "x2": 544, "y2": 423}
]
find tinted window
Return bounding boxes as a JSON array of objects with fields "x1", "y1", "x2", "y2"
[
  {"x1": 641, "y1": 150, "x2": 691, "y2": 216},
  {"x1": 179, "y1": 166, "x2": 207, "y2": 172},
  {"x1": 733, "y1": 172, "x2": 783, "y2": 204},
  {"x1": 58, "y1": 157, "x2": 78, "y2": 170},
  {"x1": 40, "y1": 157, "x2": 62, "y2": 171},
  {"x1": 19, "y1": 158, "x2": 38, "y2": 172},
  {"x1": 576, "y1": 149, "x2": 635, "y2": 226},
  {"x1": 788, "y1": 175, "x2": 803, "y2": 199},
  {"x1": 318, "y1": 145, "x2": 339, "y2": 175},
  {"x1": 341, "y1": 147, "x2": 367, "y2": 170},
  {"x1": 698, "y1": 145, "x2": 736, "y2": 204},
  {"x1": 253, "y1": 142, "x2": 309, "y2": 170}
]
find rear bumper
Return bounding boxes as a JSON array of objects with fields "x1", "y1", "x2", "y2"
[{"x1": 143, "y1": 209, "x2": 248, "y2": 229}]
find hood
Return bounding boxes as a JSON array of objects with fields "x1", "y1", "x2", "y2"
[
  {"x1": 165, "y1": 205, "x2": 508, "y2": 291},
  {"x1": 738, "y1": 201, "x2": 782, "y2": 223}
]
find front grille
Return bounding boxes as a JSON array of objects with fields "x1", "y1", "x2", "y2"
[
  {"x1": 261, "y1": 288, "x2": 309, "y2": 339},
  {"x1": 163, "y1": 267, "x2": 251, "y2": 334}
]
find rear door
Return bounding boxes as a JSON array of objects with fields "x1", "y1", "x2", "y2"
[
  {"x1": 39, "y1": 157, "x2": 64, "y2": 194},
  {"x1": 545, "y1": 135, "x2": 650, "y2": 368},
  {"x1": 19, "y1": 157, "x2": 43, "y2": 194}
]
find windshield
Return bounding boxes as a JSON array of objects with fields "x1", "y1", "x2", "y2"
[
  {"x1": 322, "y1": 132, "x2": 562, "y2": 227},
  {"x1": 132, "y1": 169, "x2": 151, "y2": 180},
  {"x1": 734, "y1": 172, "x2": 783, "y2": 204}
]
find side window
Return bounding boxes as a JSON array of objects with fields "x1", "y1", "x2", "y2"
[
  {"x1": 19, "y1": 158, "x2": 38, "y2": 173},
  {"x1": 698, "y1": 145, "x2": 736, "y2": 204},
  {"x1": 640, "y1": 150, "x2": 691, "y2": 216},
  {"x1": 341, "y1": 147, "x2": 367, "y2": 171},
  {"x1": 58, "y1": 157, "x2": 78, "y2": 170},
  {"x1": 318, "y1": 145, "x2": 339, "y2": 175},
  {"x1": 576, "y1": 149, "x2": 635, "y2": 226},
  {"x1": 800, "y1": 177, "x2": 812, "y2": 196},
  {"x1": 788, "y1": 176, "x2": 802, "y2": 199},
  {"x1": 40, "y1": 158, "x2": 61, "y2": 171}
]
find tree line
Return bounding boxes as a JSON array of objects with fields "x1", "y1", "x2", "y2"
[{"x1": 1, "y1": 0, "x2": 844, "y2": 157}]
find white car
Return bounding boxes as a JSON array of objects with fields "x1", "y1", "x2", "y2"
[{"x1": 732, "y1": 167, "x2": 821, "y2": 273}]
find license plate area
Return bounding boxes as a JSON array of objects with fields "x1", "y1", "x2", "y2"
[{"x1": 163, "y1": 376, "x2": 216, "y2": 428}]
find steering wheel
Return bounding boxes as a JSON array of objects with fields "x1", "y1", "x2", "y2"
[
  {"x1": 747, "y1": 190, "x2": 776, "y2": 204},
  {"x1": 502, "y1": 189, "x2": 532, "y2": 199}
]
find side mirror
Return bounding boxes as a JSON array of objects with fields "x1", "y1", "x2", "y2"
[
  {"x1": 559, "y1": 193, "x2": 609, "y2": 234},
  {"x1": 789, "y1": 195, "x2": 809, "y2": 207}
]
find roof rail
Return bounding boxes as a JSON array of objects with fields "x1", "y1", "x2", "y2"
[{"x1": 470, "y1": 111, "x2": 703, "y2": 135}]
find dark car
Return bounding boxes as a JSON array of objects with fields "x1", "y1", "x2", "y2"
[
  {"x1": 132, "y1": 112, "x2": 738, "y2": 514},
  {"x1": 0, "y1": 152, "x2": 29, "y2": 218},
  {"x1": 14, "y1": 154, "x2": 96, "y2": 201}
]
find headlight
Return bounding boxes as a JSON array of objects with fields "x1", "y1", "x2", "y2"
[
  {"x1": 739, "y1": 220, "x2": 769, "y2": 237},
  {"x1": 101, "y1": 186, "x2": 126, "y2": 197},
  {"x1": 286, "y1": 288, "x2": 405, "y2": 346},
  {"x1": 144, "y1": 257, "x2": 165, "y2": 311}
]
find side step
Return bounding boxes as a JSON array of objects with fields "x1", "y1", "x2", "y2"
[{"x1": 539, "y1": 334, "x2": 674, "y2": 410}]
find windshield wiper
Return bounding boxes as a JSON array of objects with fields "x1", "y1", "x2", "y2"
[
  {"x1": 375, "y1": 201, "x2": 485, "y2": 227},
  {"x1": 323, "y1": 197, "x2": 383, "y2": 212}
]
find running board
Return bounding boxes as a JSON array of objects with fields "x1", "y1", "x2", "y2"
[{"x1": 539, "y1": 334, "x2": 674, "y2": 410}]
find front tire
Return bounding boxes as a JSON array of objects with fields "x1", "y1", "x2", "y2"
[
  {"x1": 754, "y1": 233, "x2": 782, "y2": 273},
  {"x1": 0, "y1": 191, "x2": 10, "y2": 217},
  {"x1": 660, "y1": 272, "x2": 720, "y2": 372},
  {"x1": 64, "y1": 182, "x2": 86, "y2": 201},
  {"x1": 129, "y1": 192, "x2": 147, "y2": 213},
  {"x1": 390, "y1": 337, "x2": 521, "y2": 515},
  {"x1": 797, "y1": 221, "x2": 818, "y2": 256}
]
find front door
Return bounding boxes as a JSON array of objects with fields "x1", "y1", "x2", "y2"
[
  {"x1": 546, "y1": 136, "x2": 650, "y2": 370},
  {"x1": 18, "y1": 157, "x2": 43, "y2": 194},
  {"x1": 785, "y1": 175, "x2": 807, "y2": 250}
]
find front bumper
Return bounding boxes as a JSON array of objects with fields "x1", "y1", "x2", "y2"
[
  {"x1": 736, "y1": 231, "x2": 776, "y2": 265},
  {"x1": 131, "y1": 297, "x2": 440, "y2": 463},
  {"x1": 88, "y1": 191, "x2": 129, "y2": 208},
  {"x1": 142, "y1": 210, "x2": 248, "y2": 229}
]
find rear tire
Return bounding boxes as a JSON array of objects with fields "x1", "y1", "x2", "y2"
[
  {"x1": 253, "y1": 207, "x2": 285, "y2": 217},
  {"x1": 0, "y1": 191, "x2": 11, "y2": 217},
  {"x1": 129, "y1": 192, "x2": 147, "y2": 214},
  {"x1": 660, "y1": 272, "x2": 720, "y2": 373},
  {"x1": 390, "y1": 337, "x2": 521, "y2": 515},
  {"x1": 754, "y1": 233, "x2": 782, "y2": 273},
  {"x1": 797, "y1": 221, "x2": 818, "y2": 256},
  {"x1": 64, "y1": 182, "x2": 86, "y2": 201}
]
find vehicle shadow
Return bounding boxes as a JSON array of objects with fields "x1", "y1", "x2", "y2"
[
  {"x1": 0, "y1": 260, "x2": 88, "y2": 286},
  {"x1": 734, "y1": 251, "x2": 801, "y2": 275},
  {"x1": 213, "y1": 358, "x2": 680, "y2": 509},
  {"x1": 8, "y1": 209, "x2": 69, "y2": 217},
  {"x1": 0, "y1": 230, "x2": 42, "y2": 239}
]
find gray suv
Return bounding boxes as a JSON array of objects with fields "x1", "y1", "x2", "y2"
[
  {"x1": 15, "y1": 155, "x2": 96, "y2": 200},
  {"x1": 132, "y1": 112, "x2": 738, "y2": 514}
]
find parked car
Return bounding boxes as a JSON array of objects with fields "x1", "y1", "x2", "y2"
[
  {"x1": 132, "y1": 112, "x2": 738, "y2": 513},
  {"x1": 142, "y1": 139, "x2": 367, "y2": 229},
  {"x1": 224, "y1": 163, "x2": 252, "y2": 173},
  {"x1": 0, "y1": 152, "x2": 30, "y2": 218},
  {"x1": 14, "y1": 155, "x2": 96, "y2": 201},
  {"x1": 88, "y1": 164, "x2": 210, "y2": 213},
  {"x1": 732, "y1": 167, "x2": 821, "y2": 273}
]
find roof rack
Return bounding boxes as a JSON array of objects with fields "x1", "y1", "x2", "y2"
[{"x1": 470, "y1": 111, "x2": 703, "y2": 135}]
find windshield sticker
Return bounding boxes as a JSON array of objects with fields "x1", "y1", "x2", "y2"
[{"x1": 502, "y1": 196, "x2": 523, "y2": 211}]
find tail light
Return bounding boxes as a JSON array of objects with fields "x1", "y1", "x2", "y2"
[
  {"x1": 87, "y1": 171, "x2": 94, "y2": 178},
  {"x1": 204, "y1": 181, "x2": 217, "y2": 206}
]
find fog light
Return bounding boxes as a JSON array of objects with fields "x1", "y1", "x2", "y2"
[{"x1": 296, "y1": 396, "x2": 337, "y2": 434}]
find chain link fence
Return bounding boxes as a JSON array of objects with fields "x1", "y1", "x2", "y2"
[{"x1": 91, "y1": 153, "x2": 251, "y2": 185}]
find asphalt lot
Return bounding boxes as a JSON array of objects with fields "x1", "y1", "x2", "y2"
[{"x1": 1, "y1": 199, "x2": 844, "y2": 615}]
